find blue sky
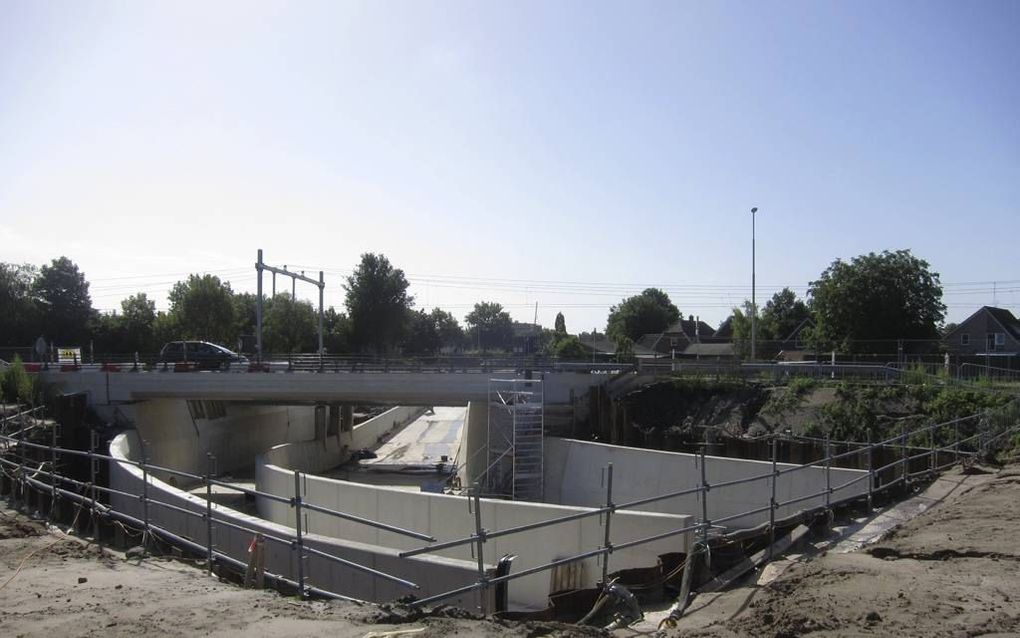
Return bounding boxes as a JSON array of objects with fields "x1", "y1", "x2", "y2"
[{"x1": 2, "y1": 1, "x2": 1018, "y2": 330}]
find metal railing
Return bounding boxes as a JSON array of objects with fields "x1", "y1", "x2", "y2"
[
  {"x1": 394, "y1": 399, "x2": 1020, "y2": 609},
  {"x1": 2, "y1": 400, "x2": 1018, "y2": 612},
  {"x1": 0, "y1": 415, "x2": 438, "y2": 600}
]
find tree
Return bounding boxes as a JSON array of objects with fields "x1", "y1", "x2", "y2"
[
  {"x1": 464, "y1": 301, "x2": 513, "y2": 352},
  {"x1": 430, "y1": 308, "x2": 464, "y2": 351},
  {"x1": 0, "y1": 263, "x2": 39, "y2": 346},
  {"x1": 323, "y1": 307, "x2": 351, "y2": 354},
  {"x1": 232, "y1": 292, "x2": 260, "y2": 346},
  {"x1": 119, "y1": 293, "x2": 158, "y2": 353},
  {"x1": 760, "y1": 287, "x2": 809, "y2": 344},
  {"x1": 615, "y1": 335, "x2": 635, "y2": 361},
  {"x1": 344, "y1": 253, "x2": 414, "y2": 353},
  {"x1": 554, "y1": 312, "x2": 567, "y2": 336},
  {"x1": 728, "y1": 302, "x2": 754, "y2": 358},
  {"x1": 33, "y1": 257, "x2": 92, "y2": 344},
  {"x1": 808, "y1": 250, "x2": 945, "y2": 353},
  {"x1": 262, "y1": 293, "x2": 318, "y2": 353},
  {"x1": 606, "y1": 288, "x2": 680, "y2": 342},
  {"x1": 168, "y1": 274, "x2": 236, "y2": 344},
  {"x1": 552, "y1": 335, "x2": 588, "y2": 360},
  {"x1": 404, "y1": 309, "x2": 442, "y2": 354}
]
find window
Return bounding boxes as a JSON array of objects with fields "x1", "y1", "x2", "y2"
[
  {"x1": 961, "y1": 334, "x2": 970, "y2": 346},
  {"x1": 995, "y1": 333, "x2": 1006, "y2": 346}
]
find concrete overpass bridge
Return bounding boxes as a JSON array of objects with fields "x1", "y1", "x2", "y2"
[{"x1": 39, "y1": 367, "x2": 613, "y2": 407}]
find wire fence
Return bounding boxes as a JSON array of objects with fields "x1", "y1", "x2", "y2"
[{"x1": 2, "y1": 399, "x2": 1019, "y2": 612}]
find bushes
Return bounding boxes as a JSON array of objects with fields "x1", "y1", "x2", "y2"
[{"x1": 1, "y1": 355, "x2": 39, "y2": 405}]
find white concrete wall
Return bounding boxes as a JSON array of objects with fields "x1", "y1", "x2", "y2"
[
  {"x1": 544, "y1": 438, "x2": 869, "y2": 529},
  {"x1": 41, "y1": 368, "x2": 600, "y2": 406},
  {"x1": 103, "y1": 399, "x2": 316, "y2": 482},
  {"x1": 257, "y1": 446, "x2": 692, "y2": 610},
  {"x1": 267, "y1": 406, "x2": 424, "y2": 476},
  {"x1": 458, "y1": 401, "x2": 488, "y2": 486},
  {"x1": 108, "y1": 432, "x2": 482, "y2": 606}
]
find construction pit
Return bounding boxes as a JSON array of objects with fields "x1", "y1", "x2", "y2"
[{"x1": 6, "y1": 370, "x2": 1008, "y2": 630}]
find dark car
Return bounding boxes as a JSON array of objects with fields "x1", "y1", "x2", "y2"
[{"x1": 159, "y1": 341, "x2": 248, "y2": 370}]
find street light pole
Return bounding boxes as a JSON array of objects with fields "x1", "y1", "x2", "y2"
[{"x1": 751, "y1": 207, "x2": 758, "y2": 361}]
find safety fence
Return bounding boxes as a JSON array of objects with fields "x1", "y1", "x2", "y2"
[{"x1": 1, "y1": 399, "x2": 1019, "y2": 613}]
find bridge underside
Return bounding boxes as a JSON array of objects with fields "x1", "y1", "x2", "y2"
[{"x1": 40, "y1": 370, "x2": 601, "y2": 406}]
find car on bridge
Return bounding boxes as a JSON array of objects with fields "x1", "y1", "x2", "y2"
[{"x1": 158, "y1": 341, "x2": 248, "y2": 371}]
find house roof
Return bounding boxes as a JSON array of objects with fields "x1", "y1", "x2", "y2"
[
  {"x1": 714, "y1": 317, "x2": 733, "y2": 339},
  {"x1": 579, "y1": 334, "x2": 617, "y2": 354},
  {"x1": 945, "y1": 306, "x2": 1020, "y2": 342},
  {"x1": 681, "y1": 342, "x2": 736, "y2": 357},
  {"x1": 780, "y1": 317, "x2": 815, "y2": 344},
  {"x1": 985, "y1": 307, "x2": 1020, "y2": 340},
  {"x1": 511, "y1": 322, "x2": 542, "y2": 338},
  {"x1": 636, "y1": 333, "x2": 664, "y2": 350},
  {"x1": 665, "y1": 317, "x2": 716, "y2": 340}
]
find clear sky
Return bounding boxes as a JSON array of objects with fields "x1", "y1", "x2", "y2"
[{"x1": 2, "y1": 1, "x2": 1018, "y2": 331}]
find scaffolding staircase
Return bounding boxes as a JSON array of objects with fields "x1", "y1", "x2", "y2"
[{"x1": 485, "y1": 378, "x2": 545, "y2": 500}]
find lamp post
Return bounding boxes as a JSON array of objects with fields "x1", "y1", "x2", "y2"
[{"x1": 751, "y1": 207, "x2": 758, "y2": 361}]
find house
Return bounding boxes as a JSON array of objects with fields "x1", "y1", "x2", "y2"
[
  {"x1": 511, "y1": 322, "x2": 543, "y2": 355},
  {"x1": 632, "y1": 315, "x2": 716, "y2": 358},
  {"x1": 579, "y1": 332, "x2": 617, "y2": 356},
  {"x1": 942, "y1": 306, "x2": 1020, "y2": 358},
  {"x1": 775, "y1": 317, "x2": 816, "y2": 361}
]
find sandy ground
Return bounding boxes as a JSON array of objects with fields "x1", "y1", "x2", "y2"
[
  {"x1": 5, "y1": 464, "x2": 1020, "y2": 637},
  {"x1": 0, "y1": 508, "x2": 600, "y2": 638},
  {"x1": 649, "y1": 464, "x2": 1020, "y2": 637}
]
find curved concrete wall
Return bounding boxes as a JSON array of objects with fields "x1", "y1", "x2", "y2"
[
  {"x1": 103, "y1": 399, "x2": 316, "y2": 482},
  {"x1": 544, "y1": 438, "x2": 869, "y2": 528},
  {"x1": 257, "y1": 437, "x2": 692, "y2": 610},
  {"x1": 276, "y1": 406, "x2": 425, "y2": 475},
  {"x1": 108, "y1": 432, "x2": 482, "y2": 606}
]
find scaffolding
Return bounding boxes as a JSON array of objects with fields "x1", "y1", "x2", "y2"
[{"x1": 484, "y1": 378, "x2": 545, "y2": 500}]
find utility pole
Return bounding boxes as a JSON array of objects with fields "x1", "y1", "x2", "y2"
[{"x1": 751, "y1": 207, "x2": 758, "y2": 361}]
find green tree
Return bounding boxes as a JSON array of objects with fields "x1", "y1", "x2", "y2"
[
  {"x1": 404, "y1": 309, "x2": 442, "y2": 354},
  {"x1": 119, "y1": 293, "x2": 158, "y2": 353},
  {"x1": 344, "y1": 253, "x2": 414, "y2": 353},
  {"x1": 262, "y1": 293, "x2": 318, "y2": 353},
  {"x1": 0, "y1": 263, "x2": 39, "y2": 346},
  {"x1": 33, "y1": 257, "x2": 93, "y2": 344},
  {"x1": 232, "y1": 292, "x2": 260, "y2": 345},
  {"x1": 552, "y1": 335, "x2": 588, "y2": 360},
  {"x1": 464, "y1": 301, "x2": 513, "y2": 352},
  {"x1": 728, "y1": 302, "x2": 754, "y2": 359},
  {"x1": 808, "y1": 250, "x2": 945, "y2": 353},
  {"x1": 554, "y1": 312, "x2": 567, "y2": 336},
  {"x1": 430, "y1": 308, "x2": 464, "y2": 351},
  {"x1": 167, "y1": 274, "x2": 236, "y2": 344},
  {"x1": 615, "y1": 335, "x2": 635, "y2": 361},
  {"x1": 323, "y1": 307, "x2": 351, "y2": 353},
  {"x1": 606, "y1": 288, "x2": 680, "y2": 342},
  {"x1": 760, "y1": 287, "x2": 809, "y2": 344}
]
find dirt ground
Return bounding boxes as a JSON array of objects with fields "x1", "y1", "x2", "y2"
[
  {"x1": 668, "y1": 464, "x2": 1020, "y2": 638},
  {"x1": 5, "y1": 464, "x2": 1020, "y2": 637},
  {"x1": 0, "y1": 508, "x2": 600, "y2": 638}
]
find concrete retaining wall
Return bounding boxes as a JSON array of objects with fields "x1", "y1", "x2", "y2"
[
  {"x1": 108, "y1": 432, "x2": 482, "y2": 606},
  {"x1": 544, "y1": 438, "x2": 869, "y2": 528},
  {"x1": 257, "y1": 443, "x2": 692, "y2": 610},
  {"x1": 105, "y1": 399, "x2": 316, "y2": 482},
  {"x1": 269, "y1": 406, "x2": 424, "y2": 475}
]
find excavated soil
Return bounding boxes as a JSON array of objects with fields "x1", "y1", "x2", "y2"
[
  {"x1": 0, "y1": 509, "x2": 601, "y2": 637},
  {"x1": 679, "y1": 465, "x2": 1020, "y2": 637}
]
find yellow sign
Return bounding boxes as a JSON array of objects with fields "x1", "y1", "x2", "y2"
[{"x1": 57, "y1": 347, "x2": 82, "y2": 364}]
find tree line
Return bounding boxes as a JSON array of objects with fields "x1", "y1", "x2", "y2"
[
  {"x1": 1, "y1": 248, "x2": 947, "y2": 358},
  {"x1": 601, "y1": 249, "x2": 947, "y2": 356}
]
